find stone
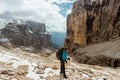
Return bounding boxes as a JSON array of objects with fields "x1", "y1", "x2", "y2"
[
  {"x1": 16, "y1": 65, "x2": 28, "y2": 75},
  {"x1": 36, "y1": 69, "x2": 44, "y2": 74},
  {"x1": 0, "y1": 67, "x2": 15, "y2": 76}
]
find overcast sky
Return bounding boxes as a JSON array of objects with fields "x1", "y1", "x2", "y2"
[{"x1": 0, "y1": 0, "x2": 75, "y2": 33}]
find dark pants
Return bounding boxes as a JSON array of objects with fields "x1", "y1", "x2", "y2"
[{"x1": 60, "y1": 59, "x2": 67, "y2": 78}]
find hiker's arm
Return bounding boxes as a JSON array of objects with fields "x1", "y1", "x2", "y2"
[{"x1": 66, "y1": 51, "x2": 70, "y2": 60}]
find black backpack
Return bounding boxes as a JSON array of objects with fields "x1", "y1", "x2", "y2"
[{"x1": 56, "y1": 48, "x2": 64, "y2": 60}]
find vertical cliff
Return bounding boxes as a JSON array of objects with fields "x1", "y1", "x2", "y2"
[
  {"x1": 64, "y1": 0, "x2": 120, "y2": 67},
  {"x1": 65, "y1": 0, "x2": 120, "y2": 50}
]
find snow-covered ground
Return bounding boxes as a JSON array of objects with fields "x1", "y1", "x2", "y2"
[
  {"x1": 0, "y1": 47, "x2": 60, "y2": 80},
  {"x1": 0, "y1": 46, "x2": 120, "y2": 80}
]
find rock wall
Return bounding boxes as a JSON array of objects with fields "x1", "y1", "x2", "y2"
[
  {"x1": 1, "y1": 21, "x2": 51, "y2": 49},
  {"x1": 65, "y1": 0, "x2": 120, "y2": 49},
  {"x1": 64, "y1": 0, "x2": 120, "y2": 67}
]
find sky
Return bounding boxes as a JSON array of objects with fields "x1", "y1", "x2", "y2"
[{"x1": 0, "y1": 0, "x2": 75, "y2": 33}]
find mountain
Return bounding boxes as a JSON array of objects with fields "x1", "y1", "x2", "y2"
[
  {"x1": 0, "y1": 19, "x2": 67, "y2": 49},
  {"x1": 0, "y1": 19, "x2": 66, "y2": 49},
  {"x1": 64, "y1": 0, "x2": 120, "y2": 67},
  {"x1": 51, "y1": 32, "x2": 66, "y2": 47},
  {"x1": 0, "y1": 19, "x2": 51, "y2": 50}
]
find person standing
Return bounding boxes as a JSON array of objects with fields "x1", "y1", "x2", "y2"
[{"x1": 60, "y1": 47, "x2": 70, "y2": 79}]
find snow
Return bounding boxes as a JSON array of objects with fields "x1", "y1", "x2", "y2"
[
  {"x1": 0, "y1": 19, "x2": 25, "y2": 29},
  {"x1": 81, "y1": 73, "x2": 89, "y2": 79},
  {"x1": 0, "y1": 38, "x2": 9, "y2": 42},
  {"x1": 0, "y1": 52, "x2": 17, "y2": 63},
  {"x1": 0, "y1": 51, "x2": 39, "y2": 79},
  {"x1": 27, "y1": 63, "x2": 40, "y2": 80},
  {"x1": 0, "y1": 47, "x2": 120, "y2": 80},
  {"x1": 0, "y1": 50, "x2": 60, "y2": 80},
  {"x1": 42, "y1": 68, "x2": 60, "y2": 78},
  {"x1": 11, "y1": 79, "x2": 17, "y2": 80},
  {"x1": 0, "y1": 19, "x2": 10, "y2": 29},
  {"x1": 28, "y1": 29, "x2": 33, "y2": 33}
]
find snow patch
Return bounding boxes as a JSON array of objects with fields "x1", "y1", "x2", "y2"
[
  {"x1": 0, "y1": 51, "x2": 40, "y2": 80},
  {"x1": 0, "y1": 19, "x2": 25, "y2": 29},
  {"x1": 81, "y1": 73, "x2": 89, "y2": 79},
  {"x1": 26, "y1": 63, "x2": 39, "y2": 80},
  {"x1": 40, "y1": 67, "x2": 60, "y2": 78},
  {"x1": 28, "y1": 29, "x2": 33, "y2": 33},
  {"x1": 0, "y1": 52, "x2": 17, "y2": 63},
  {"x1": 0, "y1": 50, "x2": 60, "y2": 80},
  {"x1": 0, "y1": 38, "x2": 9, "y2": 42}
]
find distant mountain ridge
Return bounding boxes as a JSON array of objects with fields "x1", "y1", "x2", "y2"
[
  {"x1": 0, "y1": 19, "x2": 51, "y2": 50},
  {"x1": 0, "y1": 19, "x2": 65, "y2": 49},
  {"x1": 51, "y1": 32, "x2": 66, "y2": 47}
]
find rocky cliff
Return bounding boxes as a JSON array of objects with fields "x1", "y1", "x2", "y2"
[
  {"x1": 0, "y1": 20, "x2": 51, "y2": 50},
  {"x1": 64, "y1": 0, "x2": 120, "y2": 67},
  {"x1": 65, "y1": 0, "x2": 120, "y2": 47}
]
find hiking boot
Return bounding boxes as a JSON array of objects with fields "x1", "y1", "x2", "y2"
[{"x1": 64, "y1": 76, "x2": 68, "y2": 79}]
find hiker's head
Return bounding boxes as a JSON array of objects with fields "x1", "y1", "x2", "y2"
[
  {"x1": 65, "y1": 47, "x2": 69, "y2": 50},
  {"x1": 62, "y1": 46, "x2": 69, "y2": 50}
]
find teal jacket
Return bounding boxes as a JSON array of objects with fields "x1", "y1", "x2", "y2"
[{"x1": 62, "y1": 50, "x2": 68, "y2": 60}]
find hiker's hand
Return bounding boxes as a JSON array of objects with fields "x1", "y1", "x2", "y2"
[
  {"x1": 68, "y1": 58, "x2": 70, "y2": 60},
  {"x1": 65, "y1": 60, "x2": 67, "y2": 63}
]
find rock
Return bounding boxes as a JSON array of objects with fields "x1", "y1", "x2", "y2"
[
  {"x1": 46, "y1": 75, "x2": 59, "y2": 80},
  {"x1": 51, "y1": 65, "x2": 59, "y2": 70},
  {"x1": 39, "y1": 75, "x2": 44, "y2": 79},
  {"x1": 36, "y1": 69, "x2": 44, "y2": 74},
  {"x1": 16, "y1": 65, "x2": 28, "y2": 75},
  {"x1": 36, "y1": 63, "x2": 47, "y2": 69},
  {"x1": 1, "y1": 70, "x2": 8, "y2": 74},
  {"x1": 10, "y1": 78, "x2": 17, "y2": 80},
  {"x1": 0, "y1": 74, "x2": 11, "y2": 80},
  {"x1": 64, "y1": 0, "x2": 120, "y2": 67},
  {"x1": 0, "y1": 67, "x2": 15, "y2": 75},
  {"x1": 65, "y1": 0, "x2": 120, "y2": 48},
  {"x1": 1, "y1": 20, "x2": 51, "y2": 50},
  {"x1": 7, "y1": 71, "x2": 16, "y2": 76}
]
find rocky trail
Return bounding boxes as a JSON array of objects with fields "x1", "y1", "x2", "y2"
[{"x1": 0, "y1": 46, "x2": 120, "y2": 80}]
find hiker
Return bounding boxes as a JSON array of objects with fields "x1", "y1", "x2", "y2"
[{"x1": 60, "y1": 47, "x2": 70, "y2": 79}]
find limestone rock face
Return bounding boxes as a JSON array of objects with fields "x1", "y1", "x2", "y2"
[
  {"x1": 65, "y1": 0, "x2": 120, "y2": 49},
  {"x1": 64, "y1": 0, "x2": 120, "y2": 67},
  {"x1": 1, "y1": 21, "x2": 51, "y2": 49}
]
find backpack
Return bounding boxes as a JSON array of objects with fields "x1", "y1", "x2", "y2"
[{"x1": 56, "y1": 48, "x2": 64, "y2": 60}]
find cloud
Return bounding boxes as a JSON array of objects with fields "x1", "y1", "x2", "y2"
[
  {"x1": 48, "y1": 0, "x2": 74, "y2": 4},
  {"x1": 0, "y1": 0, "x2": 75, "y2": 32},
  {"x1": 0, "y1": 11, "x2": 14, "y2": 19},
  {"x1": 66, "y1": 9, "x2": 72, "y2": 15}
]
